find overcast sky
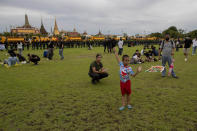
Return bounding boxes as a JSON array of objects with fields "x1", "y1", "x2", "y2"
[{"x1": 0, "y1": 0, "x2": 197, "y2": 35}]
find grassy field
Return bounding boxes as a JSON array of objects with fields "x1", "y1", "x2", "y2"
[{"x1": 0, "y1": 46, "x2": 197, "y2": 130}]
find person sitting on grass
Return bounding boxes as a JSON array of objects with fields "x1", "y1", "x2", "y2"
[
  {"x1": 27, "y1": 53, "x2": 40, "y2": 65},
  {"x1": 131, "y1": 50, "x2": 144, "y2": 64},
  {"x1": 3, "y1": 50, "x2": 19, "y2": 68},
  {"x1": 88, "y1": 53, "x2": 108, "y2": 84},
  {"x1": 144, "y1": 50, "x2": 153, "y2": 62},
  {"x1": 43, "y1": 49, "x2": 48, "y2": 58},
  {"x1": 113, "y1": 47, "x2": 142, "y2": 111}
]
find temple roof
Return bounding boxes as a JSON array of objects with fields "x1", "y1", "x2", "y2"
[
  {"x1": 53, "y1": 18, "x2": 59, "y2": 35},
  {"x1": 22, "y1": 14, "x2": 32, "y2": 28},
  {"x1": 40, "y1": 19, "x2": 48, "y2": 35}
]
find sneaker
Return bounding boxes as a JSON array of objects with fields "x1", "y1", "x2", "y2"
[
  {"x1": 127, "y1": 105, "x2": 133, "y2": 109},
  {"x1": 162, "y1": 75, "x2": 165, "y2": 77},
  {"x1": 4, "y1": 64, "x2": 10, "y2": 69},
  {"x1": 15, "y1": 63, "x2": 20, "y2": 66},
  {"x1": 185, "y1": 58, "x2": 187, "y2": 62},
  {"x1": 172, "y1": 76, "x2": 179, "y2": 79},
  {"x1": 119, "y1": 106, "x2": 125, "y2": 111}
]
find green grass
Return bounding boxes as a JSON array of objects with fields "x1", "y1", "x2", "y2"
[{"x1": 0, "y1": 46, "x2": 197, "y2": 130}]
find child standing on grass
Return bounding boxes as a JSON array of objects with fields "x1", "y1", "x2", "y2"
[{"x1": 113, "y1": 47, "x2": 142, "y2": 111}]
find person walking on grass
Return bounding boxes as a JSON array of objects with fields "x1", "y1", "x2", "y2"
[
  {"x1": 158, "y1": 34, "x2": 178, "y2": 78},
  {"x1": 88, "y1": 54, "x2": 108, "y2": 84},
  {"x1": 192, "y1": 37, "x2": 197, "y2": 55},
  {"x1": 113, "y1": 47, "x2": 142, "y2": 111},
  {"x1": 48, "y1": 41, "x2": 54, "y2": 60},
  {"x1": 118, "y1": 37, "x2": 124, "y2": 55},
  {"x1": 59, "y1": 40, "x2": 64, "y2": 60},
  {"x1": 183, "y1": 37, "x2": 192, "y2": 61}
]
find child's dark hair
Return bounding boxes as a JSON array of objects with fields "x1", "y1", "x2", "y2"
[
  {"x1": 122, "y1": 55, "x2": 129, "y2": 61},
  {"x1": 96, "y1": 53, "x2": 102, "y2": 58}
]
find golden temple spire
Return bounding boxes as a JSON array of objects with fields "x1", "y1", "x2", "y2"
[{"x1": 53, "y1": 18, "x2": 59, "y2": 35}]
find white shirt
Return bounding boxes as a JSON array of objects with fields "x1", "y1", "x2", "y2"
[
  {"x1": 17, "y1": 42, "x2": 23, "y2": 49},
  {"x1": 141, "y1": 49, "x2": 144, "y2": 55},
  {"x1": 118, "y1": 40, "x2": 123, "y2": 49},
  {"x1": 192, "y1": 39, "x2": 197, "y2": 47},
  {"x1": 133, "y1": 55, "x2": 138, "y2": 59}
]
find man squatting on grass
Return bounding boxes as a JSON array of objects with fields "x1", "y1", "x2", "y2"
[
  {"x1": 88, "y1": 54, "x2": 109, "y2": 84},
  {"x1": 27, "y1": 54, "x2": 40, "y2": 65},
  {"x1": 113, "y1": 47, "x2": 142, "y2": 111}
]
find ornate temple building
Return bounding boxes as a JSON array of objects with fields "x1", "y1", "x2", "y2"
[
  {"x1": 53, "y1": 18, "x2": 59, "y2": 35},
  {"x1": 82, "y1": 31, "x2": 88, "y2": 36},
  {"x1": 60, "y1": 28, "x2": 80, "y2": 37},
  {"x1": 40, "y1": 19, "x2": 48, "y2": 35},
  {"x1": 11, "y1": 14, "x2": 40, "y2": 35},
  {"x1": 96, "y1": 30, "x2": 104, "y2": 36}
]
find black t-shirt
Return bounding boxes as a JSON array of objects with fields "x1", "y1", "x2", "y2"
[
  {"x1": 184, "y1": 39, "x2": 192, "y2": 48},
  {"x1": 48, "y1": 43, "x2": 54, "y2": 48},
  {"x1": 59, "y1": 42, "x2": 64, "y2": 49},
  {"x1": 89, "y1": 61, "x2": 103, "y2": 74},
  {"x1": 8, "y1": 49, "x2": 17, "y2": 57},
  {"x1": 30, "y1": 54, "x2": 40, "y2": 61}
]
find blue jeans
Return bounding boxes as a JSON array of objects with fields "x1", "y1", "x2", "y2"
[
  {"x1": 192, "y1": 46, "x2": 197, "y2": 55},
  {"x1": 162, "y1": 56, "x2": 176, "y2": 77},
  {"x1": 118, "y1": 48, "x2": 123, "y2": 55},
  {"x1": 59, "y1": 49, "x2": 64, "y2": 60},
  {"x1": 6, "y1": 57, "x2": 19, "y2": 66}
]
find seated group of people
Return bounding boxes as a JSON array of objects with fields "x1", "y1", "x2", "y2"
[
  {"x1": 131, "y1": 45, "x2": 159, "y2": 64},
  {"x1": 88, "y1": 45, "x2": 159, "y2": 84},
  {"x1": 1, "y1": 49, "x2": 40, "y2": 68}
]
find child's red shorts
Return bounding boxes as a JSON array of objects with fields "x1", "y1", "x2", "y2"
[{"x1": 120, "y1": 80, "x2": 131, "y2": 96}]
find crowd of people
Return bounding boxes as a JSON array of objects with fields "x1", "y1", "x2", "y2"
[
  {"x1": 0, "y1": 48, "x2": 40, "y2": 68},
  {"x1": 0, "y1": 38, "x2": 159, "y2": 51},
  {"x1": 0, "y1": 35, "x2": 196, "y2": 69},
  {"x1": 88, "y1": 34, "x2": 197, "y2": 111},
  {"x1": 0, "y1": 34, "x2": 196, "y2": 111}
]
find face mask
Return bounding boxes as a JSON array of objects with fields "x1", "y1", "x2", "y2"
[{"x1": 166, "y1": 38, "x2": 169, "y2": 41}]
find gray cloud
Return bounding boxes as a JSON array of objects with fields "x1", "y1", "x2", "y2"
[{"x1": 0, "y1": 0, "x2": 197, "y2": 35}]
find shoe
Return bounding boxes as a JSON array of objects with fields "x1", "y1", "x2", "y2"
[
  {"x1": 172, "y1": 76, "x2": 179, "y2": 79},
  {"x1": 4, "y1": 64, "x2": 10, "y2": 69},
  {"x1": 15, "y1": 63, "x2": 19, "y2": 66},
  {"x1": 91, "y1": 80, "x2": 96, "y2": 84},
  {"x1": 119, "y1": 106, "x2": 125, "y2": 111},
  {"x1": 96, "y1": 79, "x2": 100, "y2": 83},
  {"x1": 185, "y1": 58, "x2": 187, "y2": 62},
  {"x1": 162, "y1": 75, "x2": 165, "y2": 77},
  {"x1": 127, "y1": 105, "x2": 133, "y2": 109}
]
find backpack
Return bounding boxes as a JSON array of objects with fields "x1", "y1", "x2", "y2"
[{"x1": 161, "y1": 40, "x2": 174, "y2": 51}]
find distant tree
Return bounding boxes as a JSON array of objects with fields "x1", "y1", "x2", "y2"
[
  {"x1": 186, "y1": 30, "x2": 197, "y2": 38},
  {"x1": 149, "y1": 32, "x2": 162, "y2": 38},
  {"x1": 178, "y1": 29, "x2": 185, "y2": 38},
  {"x1": 3, "y1": 32, "x2": 11, "y2": 37},
  {"x1": 168, "y1": 26, "x2": 178, "y2": 32},
  {"x1": 162, "y1": 26, "x2": 179, "y2": 38}
]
